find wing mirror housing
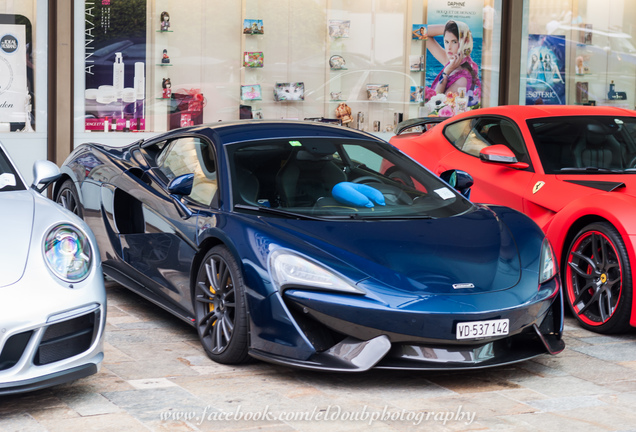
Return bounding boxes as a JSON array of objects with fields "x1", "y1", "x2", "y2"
[
  {"x1": 167, "y1": 173, "x2": 194, "y2": 219},
  {"x1": 479, "y1": 145, "x2": 529, "y2": 169},
  {"x1": 31, "y1": 160, "x2": 61, "y2": 193},
  {"x1": 440, "y1": 169, "x2": 473, "y2": 199}
]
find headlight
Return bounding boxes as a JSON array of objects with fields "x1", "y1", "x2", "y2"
[
  {"x1": 539, "y1": 237, "x2": 557, "y2": 285},
  {"x1": 43, "y1": 224, "x2": 92, "y2": 282},
  {"x1": 269, "y1": 249, "x2": 364, "y2": 294}
]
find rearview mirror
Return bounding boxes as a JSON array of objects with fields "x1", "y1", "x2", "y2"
[
  {"x1": 479, "y1": 145, "x2": 529, "y2": 169},
  {"x1": 167, "y1": 173, "x2": 194, "y2": 219},
  {"x1": 440, "y1": 169, "x2": 473, "y2": 199},
  {"x1": 31, "y1": 160, "x2": 61, "y2": 193},
  {"x1": 167, "y1": 173, "x2": 194, "y2": 196}
]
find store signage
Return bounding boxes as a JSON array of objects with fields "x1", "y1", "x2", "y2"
[
  {"x1": 0, "y1": 24, "x2": 27, "y2": 123},
  {"x1": 525, "y1": 34, "x2": 566, "y2": 105},
  {"x1": 84, "y1": 0, "x2": 147, "y2": 133},
  {"x1": 423, "y1": 0, "x2": 484, "y2": 117}
]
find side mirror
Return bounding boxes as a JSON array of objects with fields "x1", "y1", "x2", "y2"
[
  {"x1": 479, "y1": 145, "x2": 529, "y2": 169},
  {"x1": 167, "y1": 173, "x2": 194, "y2": 219},
  {"x1": 440, "y1": 169, "x2": 473, "y2": 199},
  {"x1": 31, "y1": 160, "x2": 61, "y2": 193},
  {"x1": 167, "y1": 173, "x2": 194, "y2": 196}
]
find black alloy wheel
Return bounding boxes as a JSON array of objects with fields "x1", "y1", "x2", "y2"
[
  {"x1": 565, "y1": 222, "x2": 632, "y2": 333},
  {"x1": 56, "y1": 179, "x2": 83, "y2": 218},
  {"x1": 193, "y1": 245, "x2": 250, "y2": 364}
]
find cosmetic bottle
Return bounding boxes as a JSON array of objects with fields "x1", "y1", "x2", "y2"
[
  {"x1": 134, "y1": 62, "x2": 145, "y2": 126},
  {"x1": 113, "y1": 53, "x2": 124, "y2": 99}
]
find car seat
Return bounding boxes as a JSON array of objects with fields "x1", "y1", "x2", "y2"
[
  {"x1": 573, "y1": 124, "x2": 623, "y2": 169},
  {"x1": 235, "y1": 166, "x2": 260, "y2": 205},
  {"x1": 276, "y1": 150, "x2": 346, "y2": 207}
]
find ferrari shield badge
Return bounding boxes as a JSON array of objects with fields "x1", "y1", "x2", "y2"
[{"x1": 532, "y1": 181, "x2": 545, "y2": 194}]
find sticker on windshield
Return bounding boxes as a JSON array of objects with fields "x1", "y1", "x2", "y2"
[
  {"x1": 0, "y1": 173, "x2": 16, "y2": 189},
  {"x1": 434, "y1": 187, "x2": 455, "y2": 200}
]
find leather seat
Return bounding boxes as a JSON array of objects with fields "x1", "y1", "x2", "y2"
[
  {"x1": 235, "y1": 167, "x2": 260, "y2": 205},
  {"x1": 276, "y1": 150, "x2": 346, "y2": 207},
  {"x1": 573, "y1": 124, "x2": 623, "y2": 169}
]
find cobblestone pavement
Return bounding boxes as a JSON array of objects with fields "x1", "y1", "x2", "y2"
[{"x1": 2, "y1": 280, "x2": 636, "y2": 432}]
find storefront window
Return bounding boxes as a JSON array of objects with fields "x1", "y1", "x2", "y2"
[
  {"x1": 521, "y1": 0, "x2": 636, "y2": 108},
  {"x1": 0, "y1": 1, "x2": 47, "y2": 180},
  {"x1": 0, "y1": 8, "x2": 37, "y2": 132},
  {"x1": 74, "y1": 0, "x2": 502, "y2": 145}
]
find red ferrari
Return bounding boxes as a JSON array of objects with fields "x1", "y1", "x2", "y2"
[{"x1": 390, "y1": 105, "x2": 636, "y2": 333}]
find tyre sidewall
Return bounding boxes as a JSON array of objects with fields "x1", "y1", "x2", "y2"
[
  {"x1": 194, "y1": 245, "x2": 250, "y2": 364},
  {"x1": 564, "y1": 222, "x2": 632, "y2": 333}
]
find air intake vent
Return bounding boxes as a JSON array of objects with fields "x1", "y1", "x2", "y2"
[{"x1": 34, "y1": 311, "x2": 99, "y2": 365}]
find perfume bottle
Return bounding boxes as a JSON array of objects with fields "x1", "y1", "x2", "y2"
[
  {"x1": 356, "y1": 112, "x2": 364, "y2": 130},
  {"x1": 456, "y1": 87, "x2": 468, "y2": 113}
]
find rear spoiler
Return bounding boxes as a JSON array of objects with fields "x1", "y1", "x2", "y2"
[{"x1": 394, "y1": 117, "x2": 449, "y2": 136}]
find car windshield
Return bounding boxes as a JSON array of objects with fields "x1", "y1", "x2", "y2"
[
  {"x1": 227, "y1": 137, "x2": 473, "y2": 219},
  {"x1": 528, "y1": 116, "x2": 636, "y2": 174},
  {"x1": 0, "y1": 146, "x2": 25, "y2": 192}
]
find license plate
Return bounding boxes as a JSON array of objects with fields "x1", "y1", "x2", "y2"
[{"x1": 456, "y1": 319, "x2": 509, "y2": 340}]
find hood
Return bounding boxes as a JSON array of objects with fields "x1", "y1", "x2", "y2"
[
  {"x1": 265, "y1": 207, "x2": 521, "y2": 295},
  {"x1": 0, "y1": 191, "x2": 34, "y2": 287}
]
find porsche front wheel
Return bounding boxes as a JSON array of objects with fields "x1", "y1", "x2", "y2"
[
  {"x1": 193, "y1": 246, "x2": 250, "y2": 364},
  {"x1": 56, "y1": 180, "x2": 83, "y2": 218},
  {"x1": 565, "y1": 222, "x2": 632, "y2": 333}
]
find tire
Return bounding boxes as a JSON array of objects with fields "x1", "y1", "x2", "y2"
[
  {"x1": 193, "y1": 245, "x2": 250, "y2": 364},
  {"x1": 564, "y1": 222, "x2": 632, "y2": 333},
  {"x1": 56, "y1": 179, "x2": 83, "y2": 218}
]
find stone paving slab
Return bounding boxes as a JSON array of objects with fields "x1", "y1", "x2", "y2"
[{"x1": 2, "y1": 282, "x2": 636, "y2": 431}]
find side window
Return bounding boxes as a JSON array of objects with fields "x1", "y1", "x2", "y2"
[
  {"x1": 445, "y1": 117, "x2": 529, "y2": 164},
  {"x1": 484, "y1": 119, "x2": 530, "y2": 164},
  {"x1": 156, "y1": 137, "x2": 218, "y2": 206},
  {"x1": 444, "y1": 119, "x2": 473, "y2": 151}
]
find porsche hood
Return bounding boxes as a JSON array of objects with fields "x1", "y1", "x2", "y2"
[
  {"x1": 265, "y1": 207, "x2": 522, "y2": 295},
  {"x1": 0, "y1": 191, "x2": 34, "y2": 287}
]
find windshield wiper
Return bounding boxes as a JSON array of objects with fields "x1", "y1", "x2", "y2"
[{"x1": 234, "y1": 204, "x2": 324, "y2": 220}]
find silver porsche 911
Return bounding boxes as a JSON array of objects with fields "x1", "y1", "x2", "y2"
[{"x1": 0, "y1": 143, "x2": 106, "y2": 395}]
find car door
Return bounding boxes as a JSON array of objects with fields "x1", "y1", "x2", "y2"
[
  {"x1": 111, "y1": 136, "x2": 218, "y2": 315},
  {"x1": 435, "y1": 116, "x2": 536, "y2": 212}
]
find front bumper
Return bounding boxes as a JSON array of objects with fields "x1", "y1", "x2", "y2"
[
  {"x1": 0, "y1": 265, "x2": 106, "y2": 394},
  {"x1": 248, "y1": 278, "x2": 564, "y2": 372}
]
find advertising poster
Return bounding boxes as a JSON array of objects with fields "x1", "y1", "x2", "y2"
[
  {"x1": 424, "y1": 0, "x2": 483, "y2": 116},
  {"x1": 84, "y1": 0, "x2": 147, "y2": 132},
  {"x1": 525, "y1": 34, "x2": 566, "y2": 105},
  {"x1": 0, "y1": 23, "x2": 28, "y2": 126}
]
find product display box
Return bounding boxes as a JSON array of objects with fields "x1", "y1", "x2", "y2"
[{"x1": 168, "y1": 91, "x2": 204, "y2": 130}]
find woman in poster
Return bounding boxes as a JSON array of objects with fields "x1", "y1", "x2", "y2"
[{"x1": 426, "y1": 20, "x2": 481, "y2": 100}]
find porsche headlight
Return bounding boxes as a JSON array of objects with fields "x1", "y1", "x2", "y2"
[
  {"x1": 539, "y1": 237, "x2": 557, "y2": 285},
  {"x1": 269, "y1": 249, "x2": 363, "y2": 294},
  {"x1": 43, "y1": 224, "x2": 92, "y2": 282}
]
